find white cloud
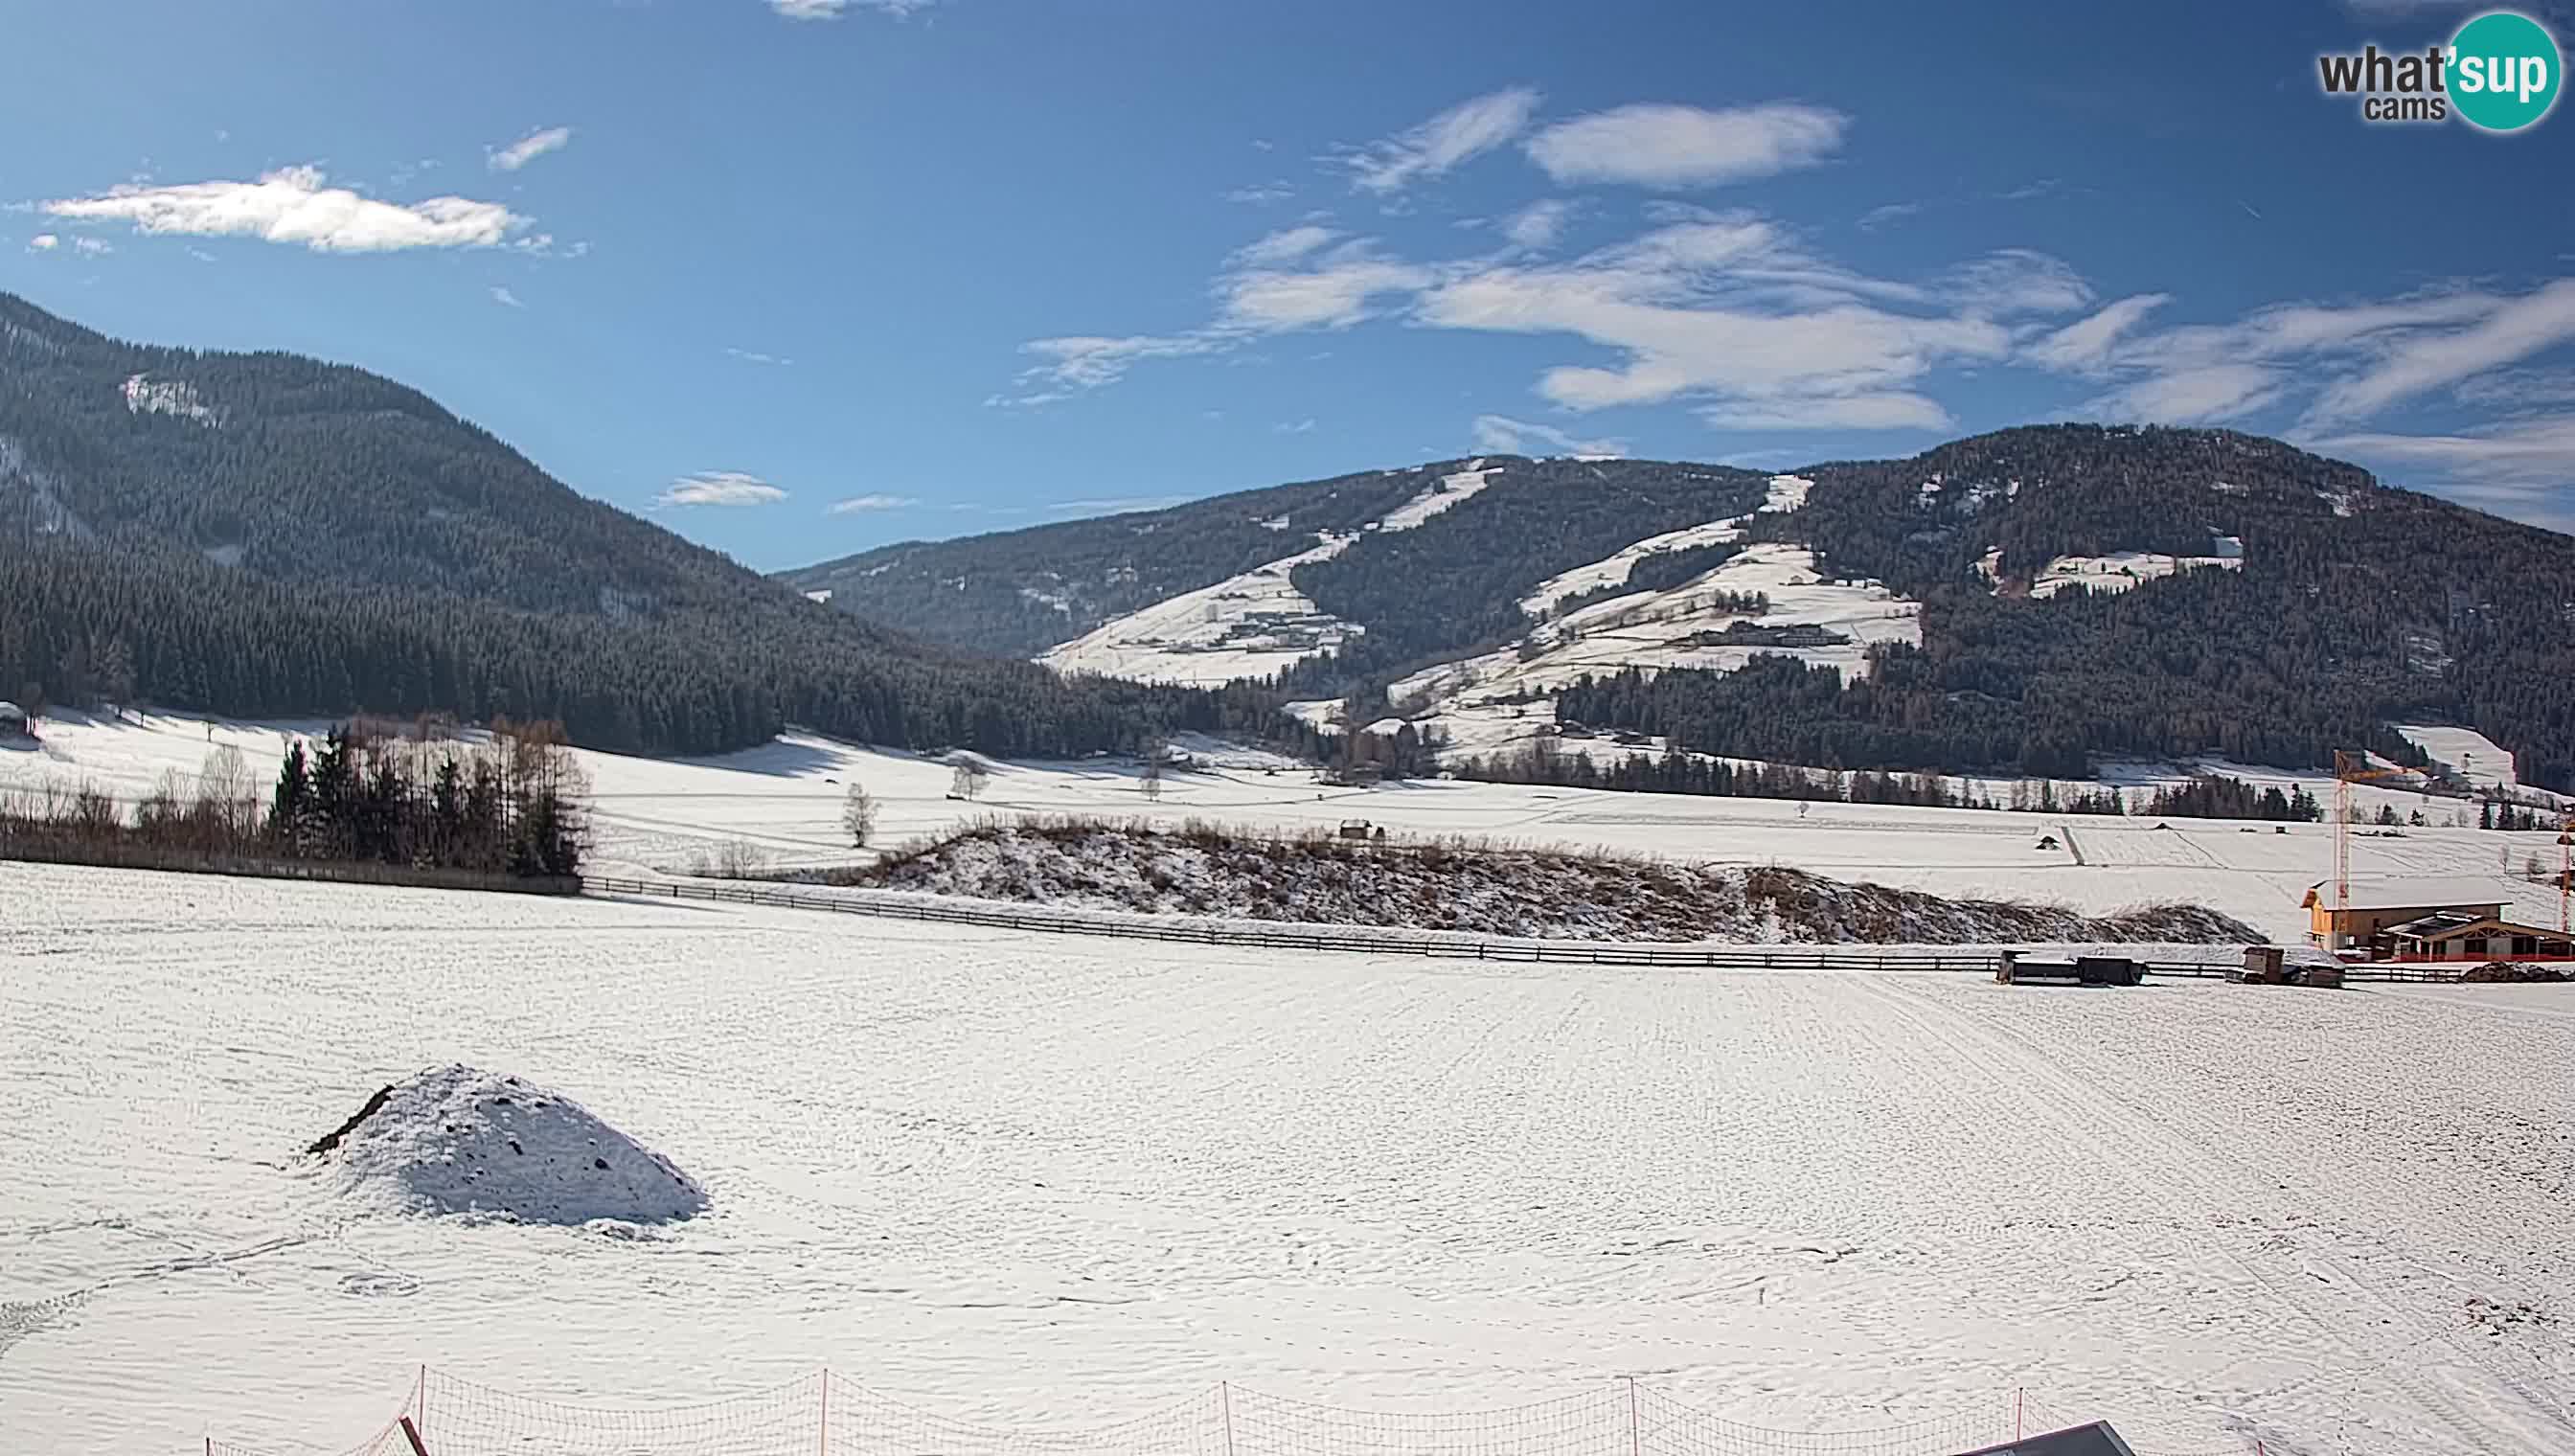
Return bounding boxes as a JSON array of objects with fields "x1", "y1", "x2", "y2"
[
  {"x1": 1939, "y1": 249, "x2": 2091, "y2": 316},
  {"x1": 2043, "y1": 283, "x2": 2575, "y2": 428},
  {"x1": 1698, "y1": 393, "x2": 1952, "y2": 431},
  {"x1": 1857, "y1": 201, "x2": 1923, "y2": 231},
  {"x1": 2025, "y1": 293, "x2": 2171, "y2": 371},
  {"x1": 490, "y1": 285, "x2": 524, "y2": 308},
  {"x1": 1471, "y1": 414, "x2": 1629, "y2": 457},
  {"x1": 995, "y1": 331, "x2": 1228, "y2": 404},
  {"x1": 1274, "y1": 418, "x2": 1315, "y2": 434},
  {"x1": 1219, "y1": 242, "x2": 1429, "y2": 331},
  {"x1": 1224, "y1": 181, "x2": 1295, "y2": 205},
  {"x1": 26, "y1": 235, "x2": 57, "y2": 251},
  {"x1": 72, "y1": 236, "x2": 112, "y2": 256},
  {"x1": 725, "y1": 346, "x2": 792, "y2": 366},
  {"x1": 186, "y1": 246, "x2": 216, "y2": 263},
  {"x1": 2092, "y1": 364, "x2": 2286, "y2": 424},
  {"x1": 2308, "y1": 279, "x2": 2575, "y2": 424},
  {"x1": 1229, "y1": 224, "x2": 1339, "y2": 268},
  {"x1": 2313, "y1": 416, "x2": 2575, "y2": 487},
  {"x1": 45, "y1": 166, "x2": 527, "y2": 252},
  {"x1": 828, "y1": 493, "x2": 920, "y2": 513},
  {"x1": 1048, "y1": 495, "x2": 1190, "y2": 513},
  {"x1": 488, "y1": 126, "x2": 573, "y2": 172},
  {"x1": 770, "y1": 0, "x2": 932, "y2": 17},
  {"x1": 1340, "y1": 87, "x2": 1540, "y2": 193},
  {"x1": 1524, "y1": 102, "x2": 1847, "y2": 189},
  {"x1": 1416, "y1": 212, "x2": 2016, "y2": 424},
  {"x1": 1501, "y1": 199, "x2": 1574, "y2": 250},
  {"x1": 659, "y1": 471, "x2": 787, "y2": 508}
]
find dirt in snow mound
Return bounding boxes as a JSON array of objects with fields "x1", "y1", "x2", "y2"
[
  {"x1": 309, "y1": 1065, "x2": 706, "y2": 1225},
  {"x1": 850, "y1": 821, "x2": 2259, "y2": 944}
]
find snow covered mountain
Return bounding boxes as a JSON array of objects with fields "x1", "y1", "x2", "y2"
[{"x1": 786, "y1": 425, "x2": 2575, "y2": 789}]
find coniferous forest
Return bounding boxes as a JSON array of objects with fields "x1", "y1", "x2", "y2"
[{"x1": 0, "y1": 294, "x2": 1279, "y2": 757}]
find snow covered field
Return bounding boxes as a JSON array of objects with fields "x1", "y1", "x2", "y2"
[
  {"x1": 6, "y1": 863, "x2": 2573, "y2": 1456},
  {"x1": 8, "y1": 711, "x2": 2569, "y2": 943}
]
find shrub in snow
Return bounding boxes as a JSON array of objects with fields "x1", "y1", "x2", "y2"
[{"x1": 309, "y1": 1065, "x2": 705, "y2": 1225}]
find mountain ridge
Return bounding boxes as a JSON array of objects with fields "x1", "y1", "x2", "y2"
[
  {"x1": 0, "y1": 292, "x2": 1266, "y2": 757},
  {"x1": 784, "y1": 425, "x2": 2575, "y2": 788}
]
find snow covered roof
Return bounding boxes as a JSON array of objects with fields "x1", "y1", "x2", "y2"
[{"x1": 2303, "y1": 876, "x2": 2508, "y2": 911}]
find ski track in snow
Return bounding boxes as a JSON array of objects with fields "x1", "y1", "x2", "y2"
[{"x1": 4, "y1": 863, "x2": 2572, "y2": 1455}]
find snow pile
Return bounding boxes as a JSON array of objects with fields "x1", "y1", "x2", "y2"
[
  {"x1": 856, "y1": 821, "x2": 2258, "y2": 944},
  {"x1": 310, "y1": 1065, "x2": 706, "y2": 1225}
]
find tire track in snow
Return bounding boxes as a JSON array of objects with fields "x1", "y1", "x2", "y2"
[{"x1": 1847, "y1": 976, "x2": 2567, "y2": 1455}]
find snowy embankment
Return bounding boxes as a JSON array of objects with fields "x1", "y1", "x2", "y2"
[{"x1": 841, "y1": 821, "x2": 2257, "y2": 944}]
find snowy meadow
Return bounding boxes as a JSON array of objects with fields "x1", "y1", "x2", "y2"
[{"x1": 5, "y1": 863, "x2": 2573, "y2": 1455}]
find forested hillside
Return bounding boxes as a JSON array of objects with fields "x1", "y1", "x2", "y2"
[
  {"x1": 783, "y1": 421, "x2": 2575, "y2": 790},
  {"x1": 1589, "y1": 426, "x2": 2575, "y2": 786},
  {"x1": 0, "y1": 294, "x2": 1266, "y2": 756}
]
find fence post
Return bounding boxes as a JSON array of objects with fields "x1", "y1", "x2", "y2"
[
  {"x1": 818, "y1": 1367, "x2": 831, "y2": 1456},
  {"x1": 1220, "y1": 1380, "x2": 1237, "y2": 1456},
  {"x1": 2014, "y1": 1387, "x2": 2022, "y2": 1442},
  {"x1": 415, "y1": 1363, "x2": 426, "y2": 1445},
  {"x1": 1626, "y1": 1376, "x2": 1641, "y2": 1456},
  {"x1": 399, "y1": 1417, "x2": 431, "y2": 1456}
]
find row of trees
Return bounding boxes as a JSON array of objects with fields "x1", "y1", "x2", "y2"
[{"x1": 1, "y1": 717, "x2": 588, "y2": 877}]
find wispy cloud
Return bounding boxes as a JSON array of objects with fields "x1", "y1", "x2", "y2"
[
  {"x1": 1501, "y1": 199, "x2": 1574, "y2": 250},
  {"x1": 769, "y1": 0, "x2": 933, "y2": 19},
  {"x1": 1229, "y1": 224, "x2": 1339, "y2": 268},
  {"x1": 1857, "y1": 201, "x2": 1923, "y2": 231},
  {"x1": 659, "y1": 470, "x2": 787, "y2": 508},
  {"x1": 1417, "y1": 211, "x2": 2025, "y2": 426},
  {"x1": 1471, "y1": 414, "x2": 1629, "y2": 457},
  {"x1": 724, "y1": 346, "x2": 793, "y2": 366},
  {"x1": 25, "y1": 234, "x2": 57, "y2": 252},
  {"x1": 1274, "y1": 418, "x2": 1315, "y2": 434},
  {"x1": 1338, "y1": 87, "x2": 1540, "y2": 193},
  {"x1": 488, "y1": 126, "x2": 572, "y2": 172},
  {"x1": 45, "y1": 166, "x2": 528, "y2": 252},
  {"x1": 828, "y1": 493, "x2": 920, "y2": 513},
  {"x1": 1048, "y1": 495, "x2": 1190, "y2": 513},
  {"x1": 1524, "y1": 102, "x2": 1847, "y2": 189},
  {"x1": 2044, "y1": 283, "x2": 2575, "y2": 429},
  {"x1": 490, "y1": 285, "x2": 524, "y2": 308},
  {"x1": 1224, "y1": 181, "x2": 1295, "y2": 205}
]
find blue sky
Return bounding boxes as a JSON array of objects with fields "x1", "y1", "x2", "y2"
[{"x1": 6, "y1": 0, "x2": 2574, "y2": 569}]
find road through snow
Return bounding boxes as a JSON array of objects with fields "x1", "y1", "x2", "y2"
[{"x1": 5, "y1": 864, "x2": 2572, "y2": 1455}]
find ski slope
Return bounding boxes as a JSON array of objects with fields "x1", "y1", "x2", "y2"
[
  {"x1": 1037, "y1": 466, "x2": 1502, "y2": 687},
  {"x1": 5, "y1": 863, "x2": 2573, "y2": 1456},
  {"x1": 6, "y1": 709, "x2": 2565, "y2": 941}
]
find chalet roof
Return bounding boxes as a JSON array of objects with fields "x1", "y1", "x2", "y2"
[
  {"x1": 2384, "y1": 913, "x2": 2565, "y2": 942},
  {"x1": 2303, "y1": 876, "x2": 2509, "y2": 912}
]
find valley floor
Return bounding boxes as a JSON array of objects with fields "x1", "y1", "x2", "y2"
[
  {"x1": 9, "y1": 711, "x2": 2571, "y2": 944},
  {"x1": 5, "y1": 864, "x2": 2573, "y2": 1455}
]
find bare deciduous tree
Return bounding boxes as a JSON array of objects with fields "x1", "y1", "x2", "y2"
[{"x1": 841, "y1": 781, "x2": 878, "y2": 847}]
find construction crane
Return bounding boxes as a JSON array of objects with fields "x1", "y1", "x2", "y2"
[{"x1": 2332, "y1": 749, "x2": 2417, "y2": 921}]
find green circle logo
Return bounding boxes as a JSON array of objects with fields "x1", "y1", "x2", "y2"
[{"x1": 2450, "y1": 11, "x2": 2562, "y2": 131}]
